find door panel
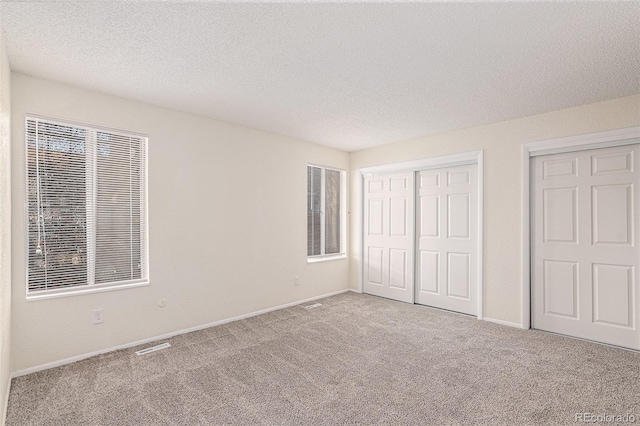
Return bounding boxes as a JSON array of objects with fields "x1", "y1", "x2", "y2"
[
  {"x1": 448, "y1": 194, "x2": 470, "y2": 238},
  {"x1": 419, "y1": 251, "x2": 439, "y2": 293},
  {"x1": 592, "y1": 263, "x2": 633, "y2": 328},
  {"x1": 447, "y1": 252, "x2": 470, "y2": 299},
  {"x1": 367, "y1": 247, "x2": 384, "y2": 284},
  {"x1": 420, "y1": 196, "x2": 439, "y2": 237},
  {"x1": 543, "y1": 260, "x2": 578, "y2": 318},
  {"x1": 543, "y1": 188, "x2": 577, "y2": 243},
  {"x1": 389, "y1": 249, "x2": 407, "y2": 289},
  {"x1": 532, "y1": 144, "x2": 640, "y2": 350},
  {"x1": 416, "y1": 164, "x2": 478, "y2": 315},
  {"x1": 390, "y1": 198, "x2": 407, "y2": 236},
  {"x1": 363, "y1": 173, "x2": 414, "y2": 303},
  {"x1": 368, "y1": 199, "x2": 383, "y2": 235},
  {"x1": 592, "y1": 184, "x2": 633, "y2": 245}
]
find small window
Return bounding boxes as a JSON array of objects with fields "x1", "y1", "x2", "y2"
[
  {"x1": 307, "y1": 165, "x2": 345, "y2": 259},
  {"x1": 26, "y1": 116, "x2": 148, "y2": 297}
]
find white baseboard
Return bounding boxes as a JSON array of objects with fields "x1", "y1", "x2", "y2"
[
  {"x1": 11, "y1": 289, "x2": 350, "y2": 379},
  {"x1": 2, "y1": 376, "x2": 10, "y2": 426},
  {"x1": 347, "y1": 288, "x2": 362, "y2": 293},
  {"x1": 483, "y1": 316, "x2": 523, "y2": 329}
]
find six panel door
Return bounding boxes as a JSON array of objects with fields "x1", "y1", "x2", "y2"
[
  {"x1": 532, "y1": 144, "x2": 640, "y2": 350},
  {"x1": 416, "y1": 164, "x2": 478, "y2": 315},
  {"x1": 363, "y1": 172, "x2": 414, "y2": 303}
]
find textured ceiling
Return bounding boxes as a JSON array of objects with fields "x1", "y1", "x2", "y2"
[{"x1": 0, "y1": 2, "x2": 639, "y2": 152}]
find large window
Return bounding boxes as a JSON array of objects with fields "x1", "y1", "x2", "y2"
[
  {"x1": 26, "y1": 116, "x2": 148, "y2": 296},
  {"x1": 307, "y1": 165, "x2": 345, "y2": 259}
]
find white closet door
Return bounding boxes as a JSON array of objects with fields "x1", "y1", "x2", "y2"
[
  {"x1": 416, "y1": 164, "x2": 478, "y2": 315},
  {"x1": 532, "y1": 144, "x2": 640, "y2": 350},
  {"x1": 363, "y1": 172, "x2": 414, "y2": 303}
]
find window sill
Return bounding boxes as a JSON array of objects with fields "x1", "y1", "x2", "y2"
[
  {"x1": 307, "y1": 253, "x2": 347, "y2": 264},
  {"x1": 26, "y1": 279, "x2": 150, "y2": 301}
]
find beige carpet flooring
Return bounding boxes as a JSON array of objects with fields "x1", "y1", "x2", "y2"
[{"x1": 6, "y1": 292, "x2": 640, "y2": 425}]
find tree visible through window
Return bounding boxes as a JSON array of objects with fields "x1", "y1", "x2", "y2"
[
  {"x1": 307, "y1": 165, "x2": 343, "y2": 258},
  {"x1": 26, "y1": 117, "x2": 148, "y2": 294}
]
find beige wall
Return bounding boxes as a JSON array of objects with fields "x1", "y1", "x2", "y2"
[
  {"x1": 0, "y1": 30, "x2": 11, "y2": 423},
  {"x1": 8, "y1": 70, "x2": 640, "y2": 375},
  {"x1": 10, "y1": 73, "x2": 350, "y2": 372},
  {"x1": 349, "y1": 94, "x2": 640, "y2": 325}
]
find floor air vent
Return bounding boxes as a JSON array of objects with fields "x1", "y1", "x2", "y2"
[
  {"x1": 305, "y1": 303, "x2": 322, "y2": 309},
  {"x1": 135, "y1": 342, "x2": 171, "y2": 356}
]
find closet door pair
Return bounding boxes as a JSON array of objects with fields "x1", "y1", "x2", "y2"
[{"x1": 363, "y1": 164, "x2": 478, "y2": 316}]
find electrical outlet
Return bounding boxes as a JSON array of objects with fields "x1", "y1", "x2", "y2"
[
  {"x1": 92, "y1": 309, "x2": 104, "y2": 324},
  {"x1": 294, "y1": 275, "x2": 300, "y2": 286}
]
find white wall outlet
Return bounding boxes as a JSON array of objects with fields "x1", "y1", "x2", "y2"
[
  {"x1": 92, "y1": 309, "x2": 104, "y2": 324},
  {"x1": 158, "y1": 298, "x2": 167, "y2": 307},
  {"x1": 294, "y1": 275, "x2": 300, "y2": 286}
]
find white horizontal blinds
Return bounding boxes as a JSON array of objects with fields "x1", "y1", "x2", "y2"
[
  {"x1": 26, "y1": 117, "x2": 147, "y2": 293},
  {"x1": 324, "y1": 168, "x2": 341, "y2": 254},
  {"x1": 26, "y1": 119, "x2": 89, "y2": 291},
  {"x1": 307, "y1": 166, "x2": 322, "y2": 256},
  {"x1": 94, "y1": 131, "x2": 145, "y2": 284},
  {"x1": 307, "y1": 166, "x2": 343, "y2": 257}
]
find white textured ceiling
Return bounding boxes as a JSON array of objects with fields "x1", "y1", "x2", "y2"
[{"x1": 0, "y1": 2, "x2": 639, "y2": 151}]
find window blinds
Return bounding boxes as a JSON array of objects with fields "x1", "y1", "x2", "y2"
[
  {"x1": 324, "y1": 169, "x2": 341, "y2": 255},
  {"x1": 26, "y1": 117, "x2": 147, "y2": 292},
  {"x1": 307, "y1": 166, "x2": 322, "y2": 256},
  {"x1": 307, "y1": 165, "x2": 342, "y2": 257}
]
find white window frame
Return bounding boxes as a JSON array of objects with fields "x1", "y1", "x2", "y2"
[
  {"x1": 24, "y1": 115, "x2": 150, "y2": 301},
  {"x1": 307, "y1": 164, "x2": 347, "y2": 263}
]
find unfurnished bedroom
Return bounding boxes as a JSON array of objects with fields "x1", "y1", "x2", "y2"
[{"x1": 0, "y1": 1, "x2": 638, "y2": 425}]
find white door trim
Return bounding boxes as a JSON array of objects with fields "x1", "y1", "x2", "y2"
[
  {"x1": 358, "y1": 150, "x2": 484, "y2": 319},
  {"x1": 521, "y1": 126, "x2": 640, "y2": 330}
]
